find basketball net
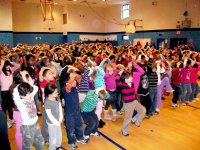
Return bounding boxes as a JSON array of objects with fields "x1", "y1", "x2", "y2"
[
  {"x1": 40, "y1": 0, "x2": 54, "y2": 21},
  {"x1": 125, "y1": 24, "x2": 136, "y2": 35}
]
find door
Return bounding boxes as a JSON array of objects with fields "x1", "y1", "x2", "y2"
[{"x1": 170, "y1": 38, "x2": 187, "y2": 49}]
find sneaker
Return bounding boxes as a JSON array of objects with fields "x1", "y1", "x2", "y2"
[
  {"x1": 90, "y1": 132, "x2": 100, "y2": 137},
  {"x1": 121, "y1": 130, "x2": 129, "y2": 136},
  {"x1": 145, "y1": 114, "x2": 151, "y2": 119},
  {"x1": 98, "y1": 119, "x2": 105, "y2": 128},
  {"x1": 153, "y1": 111, "x2": 159, "y2": 115},
  {"x1": 155, "y1": 108, "x2": 160, "y2": 112},
  {"x1": 68, "y1": 143, "x2": 77, "y2": 149},
  {"x1": 172, "y1": 103, "x2": 179, "y2": 108},
  {"x1": 182, "y1": 103, "x2": 187, "y2": 106},
  {"x1": 84, "y1": 135, "x2": 90, "y2": 140},
  {"x1": 191, "y1": 99, "x2": 197, "y2": 102},
  {"x1": 7, "y1": 122, "x2": 12, "y2": 128},
  {"x1": 56, "y1": 146, "x2": 66, "y2": 150},
  {"x1": 134, "y1": 121, "x2": 140, "y2": 127},
  {"x1": 117, "y1": 110, "x2": 122, "y2": 115},
  {"x1": 77, "y1": 139, "x2": 88, "y2": 144}
]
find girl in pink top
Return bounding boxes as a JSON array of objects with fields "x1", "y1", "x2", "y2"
[
  {"x1": 0, "y1": 60, "x2": 16, "y2": 128},
  {"x1": 104, "y1": 64, "x2": 118, "y2": 121},
  {"x1": 189, "y1": 63, "x2": 200, "y2": 102}
]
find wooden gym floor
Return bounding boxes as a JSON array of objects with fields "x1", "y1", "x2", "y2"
[{"x1": 8, "y1": 93, "x2": 200, "y2": 150}]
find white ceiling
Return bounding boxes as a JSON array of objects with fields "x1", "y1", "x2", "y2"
[{"x1": 13, "y1": 0, "x2": 132, "y2": 7}]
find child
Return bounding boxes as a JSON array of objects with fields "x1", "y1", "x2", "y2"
[
  {"x1": 44, "y1": 84, "x2": 65, "y2": 150},
  {"x1": 181, "y1": 59, "x2": 192, "y2": 105},
  {"x1": 171, "y1": 62, "x2": 182, "y2": 107},
  {"x1": 62, "y1": 71, "x2": 88, "y2": 149},
  {"x1": 13, "y1": 82, "x2": 44, "y2": 150},
  {"x1": 81, "y1": 88, "x2": 106, "y2": 139},
  {"x1": 25, "y1": 54, "x2": 42, "y2": 115},
  {"x1": 189, "y1": 63, "x2": 200, "y2": 102},
  {"x1": 116, "y1": 64, "x2": 146, "y2": 136},
  {"x1": 39, "y1": 67, "x2": 56, "y2": 144},
  {"x1": 104, "y1": 64, "x2": 117, "y2": 121},
  {"x1": 0, "y1": 60, "x2": 16, "y2": 128},
  {"x1": 137, "y1": 63, "x2": 152, "y2": 118}
]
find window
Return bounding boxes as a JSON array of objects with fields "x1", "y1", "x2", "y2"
[{"x1": 121, "y1": 4, "x2": 130, "y2": 19}]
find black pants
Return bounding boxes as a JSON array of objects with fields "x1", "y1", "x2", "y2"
[
  {"x1": 0, "y1": 109, "x2": 11, "y2": 150},
  {"x1": 172, "y1": 84, "x2": 182, "y2": 104},
  {"x1": 115, "y1": 90, "x2": 123, "y2": 111},
  {"x1": 140, "y1": 94, "x2": 152, "y2": 115},
  {"x1": 1, "y1": 91, "x2": 14, "y2": 120}
]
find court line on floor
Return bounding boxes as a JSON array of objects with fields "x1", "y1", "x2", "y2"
[
  {"x1": 186, "y1": 104, "x2": 200, "y2": 111},
  {"x1": 98, "y1": 131, "x2": 126, "y2": 150}
]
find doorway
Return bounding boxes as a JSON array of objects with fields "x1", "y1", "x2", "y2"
[{"x1": 170, "y1": 38, "x2": 187, "y2": 49}]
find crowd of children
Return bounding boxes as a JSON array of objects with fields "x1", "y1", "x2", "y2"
[{"x1": 0, "y1": 41, "x2": 199, "y2": 149}]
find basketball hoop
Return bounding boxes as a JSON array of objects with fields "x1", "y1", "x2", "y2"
[
  {"x1": 125, "y1": 24, "x2": 136, "y2": 35},
  {"x1": 40, "y1": 0, "x2": 54, "y2": 21},
  {"x1": 125, "y1": 19, "x2": 143, "y2": 34}
]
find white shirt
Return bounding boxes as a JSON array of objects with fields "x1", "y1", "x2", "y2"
[{"x1": 13, "y1": 85, "x2": 38, "y2": 125}]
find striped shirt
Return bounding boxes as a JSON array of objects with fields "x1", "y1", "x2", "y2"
[
  {"x1": 116, "y1": 75, "x2": 135, "y2": 103},
  {"x1": 81, "y1": 90, "x2": 99, "y2": 112},
  {"x1": 148, "y1": 72, "x2": 158, "y2": 88},
  {"x1": 78, "y1": 65, "x2": 90, "y2": 93}
]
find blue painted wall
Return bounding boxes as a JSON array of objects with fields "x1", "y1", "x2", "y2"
[
  {"x1": 114, "y1": 30, "x2": 200, "y2": 50},
  {"x1": 0, "y1": 30, "x2": 200, "y2": 50},
  {"x1": 0, "y1": 32, "x2": 13, "y2": 48},
  {"x1": 13, "y1": 32, "x2": 63, "y2": 46}
]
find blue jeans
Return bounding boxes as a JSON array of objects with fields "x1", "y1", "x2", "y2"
[
  {"x1": 81, "y1": 111, "x2": 98, "y2": 136},
  {"x1": 149, "y1": 88, "x2": 157, "y2": 113},
  {"x1": 181, "y1": 83, "x2": 192, "y2": 102},
  {"x1": 65, "y1": 112, "x2": 84, "y2": 144},
  {"x1": 172, "y1": 84, "x2": 182, "y2": 104},
  {"x1": 190, "y1": 83, "x2": 198, "y2": 101}
]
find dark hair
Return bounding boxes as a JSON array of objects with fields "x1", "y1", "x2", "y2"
[
  {"x1": 120, "y1": 71, "x2": 131, "y2": 82},
  {"x1": 9, "y1": 54, "x2": 19, "y2": 63},
  {"x1": 2, "y1": 60, "x2": 12, "y2": 76},
  {"x1": 109, "y1": 55, "x2": 115, "y2": 61},
  {"x1": 13, "y1": 71, "x2": 23, "y2": 84},
  {"x1": 42, "y1": 68, "x2": 51, "y2": 77},
  {"x1": 37, "y1": 57, "x2": 48, "y2": 72},
  {"x1": 193, "y1": 63, "x2": 198, "y2": 68},
  {"x1": 26, "y1": 54, "x2": 35, "y2": 62},
  {"x1": 186, "y1": 59, "x2": 192, "y2": 68},
  {"x1": 18, "y1": 82, "x2": 33, "y2": 96},
  {"x1": 44, "y1": 84, "x2": 57, "y2": 97},
  {"x1": 59, "y1": 67, "x2": 70, "y2": 89}
]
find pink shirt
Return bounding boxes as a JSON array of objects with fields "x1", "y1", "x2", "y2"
[
  {"x1": 0, "y1": 70, "x2": 13, "y2": 91},
  {"x1": 132, "y1": 64, "x2": 145, "y2": 94},
  {"x1": 190, "y1": 65, "x2": 200, "y2": 83},
  {"x1": 104, "y1": 71, "x2": 117, "y2": 91},
  {"x1": 181, "y1": 68, "x2": 191, "y2": 83}
]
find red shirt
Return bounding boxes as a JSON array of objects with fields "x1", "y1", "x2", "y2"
[
  {"x1": 171, "y1": 68, "x2": 181, "y2": 85},
  {"x1": 39, "y1": 79, "x2": 56, "y2": 89}
]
